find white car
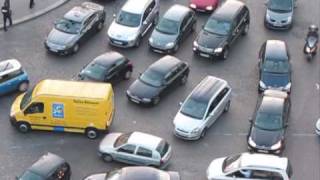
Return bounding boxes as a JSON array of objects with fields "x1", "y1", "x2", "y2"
[
  {"x1": 315, "y1": 118, "x2": 320, "y2": 135},
  {"x1": 207, "y1": 152, "x2": 293, "y2": 180}
]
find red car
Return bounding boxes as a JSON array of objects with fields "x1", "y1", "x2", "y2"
[{"x1": 189, "y1": 0, "x2": 219, "y2": 12}]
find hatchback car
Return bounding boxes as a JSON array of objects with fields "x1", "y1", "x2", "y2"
[
  {"x1": 0, "y1": 59, "x2": 29, "y2": 95},
  {"x1": 149, "y1": 5, "x2": 196, "y2": 54},
  {"x1": 258, "y1": 40, "x2": 291, "y2": 93},
  {"x1": 173, "y1": 76, "x2": 231, "y2": 140},
  {"x1": 45, "y1": 2, "x2": 105, "y2": 55},
  {"x1": 107, "y1": 0, "x2": 160, "y2": 48},
  {"x1": 17, "y1": 153, "x2": 71, "y2": 180},
  {"x1": 264, "y1": 0, "x2": 295, "y2": 30},
  {"x1": 206, "y1": 152, "x2": 292, "y2": 180},
  {"x1": 193, "y1": 0, "x2": 250, "y2": 60},
  {"x1": 98, "y1": 131, "x2": 172, "y2": 168},
  {"x1": 83, "y1": 166, "x2": 180, "y2": 180},
  {"x1": 189, "y1": 0, "x2": 219, "y2": 12},
  {"x1": 126, "y1": 55, "x2": 189, "y2": 105},
  {"x1": 76, "y1": 51, "x2": 133, "y2": 82},
  {"x1": 247, "y1": 90, "x2": 290, "y2": 154}
]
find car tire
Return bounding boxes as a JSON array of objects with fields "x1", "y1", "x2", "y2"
[
  {"x1": 102, "y1": 154, "x2": 113, "y2": 162},
  {"x1": 123, "y1": 70, "x2": 132, "y2": 80},
  {"x1": 180, "y1": 73, "x2": 188, "y2": 85},
  {"x1": 242, "y1": 23, "x2": 249, "y2": 35},
  {"x1": 85, "y1": 128, "x2": 99, "y2": 139},
  {"x1": 224, "y1": 100, "x2": 231, "y2": 113},
  {"x1": 222, "y1": 47, "x2": 229, "y2": 60},
  {"x1": 17, "y1": 122, "x2": 31, "y2": 133},
  {"x1": 153, "y1": 13, "x2": 159, "y2": 25},
  {"x1": 152, "y1": 96, "x2": 160, "y2": 105},
  {"x1": 72, "y1": 44, "x2": 79, "y2": 54},
  {"x1": 18, "y1": 81, "x2": 29, "y2": 92},
  {"x1": 200, "y1": 128, "x2": 207, "y2": 139},
  {"x1": 97, "y1": 21, "x2": 104, "y2": 31},
  {"x1": 135, "y1": 36, "x2": 142, "y2": 47},
  {"x1": 173, "y1": 43, "x2": 179, "y2": 53}
]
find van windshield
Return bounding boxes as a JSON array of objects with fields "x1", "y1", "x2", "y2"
[{"x1": 20, "y1": 89, "x2": 33, "y2": 110}]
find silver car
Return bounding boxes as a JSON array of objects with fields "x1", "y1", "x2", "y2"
[
  {"x1": 107, "y1": 0, "x2": 160, "y2": 48},
  {"x1": 98, "y1": 132, "x2": 172, "y2": 168},
  {"x1": 264, "y1": 0, "x2": 295, "y2": 30},
  {"x1": 173, "y1": 76, "x2": 232, "y2": 140}
]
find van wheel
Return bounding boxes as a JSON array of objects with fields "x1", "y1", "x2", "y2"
[
  {"x1": 224, "y1": 101, "x2": 231, "y2": 113},
  {"x1": 102, "y1": 154, "x2": 113, "y2": 162},
  {"x1": 85, "y1": 128, "x2": 99, "y2": 139},
  {"x1": 18, "y1": 81, "x2": 29, "y2": 92},
  {"x1": 17, "y1": 122, "x2": 31, "y2": 133}
]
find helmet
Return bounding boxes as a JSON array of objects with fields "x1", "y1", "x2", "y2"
[{"x1": 309, "y1": 25, "x2": 319, "y2": 32}]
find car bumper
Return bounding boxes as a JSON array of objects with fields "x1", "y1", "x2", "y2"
[
  {"x1": 44, "y1": 43, "x2": 73, "y2": 55},
  {"x1": 149, "y1": 44, "x2": 175, "y2": 54},
  {"x1": 109, "y1": 37, "x2": 136, "y2": 48},
  {"x1": 264, "y1": 19, "x2": 292, "y2": 30},
  {"x1": 174, "y1": 129, "x2": 201, "y2": 140},
  {"x1": 248, "y1": 144, "x2": 282, "y2": 154},
  {"x1": 189, "y1": 5, "x2": 216, "y2": 13},
  {"x1": 126, "y1": 93, "x2": 153, "y2": 105},
  {"x1": 193, "y1": 47, "x2": 221, "y2": 59}
]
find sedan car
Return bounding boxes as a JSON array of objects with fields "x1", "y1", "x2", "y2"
[
  {"x1": 98, "y1": 131, "x2": 172, "y2": 168},
  {"x1": 83, "y1": 167, "x2": 180, "y2": 180},
  {"x1": 189, "y1": 0, "x2": 219, "y2": 12},
  {"x1": 149, "y1": 4, "x2": 196, "y2": 54},
  {"x1": 258, "y1": 40, "x2": 292, "y2": 93},
  {"x1": 76, "y1": 51, "x2": 133, "y2": 82},
  {"x1": 264, "y1": 0, "x2": 295, "y2": 30},
  {"x1": 126, "y1": 55, "x2": 189, "y2": 105},
  {"x1": 45, "y1": 2, "x2": 105, "y2": 55},
  {"x1": 207, "y1": 152, "x2": 292, "y2": 180},
  {"x1": 247, "y1": 90, "x2": 290, "y2": 154},
  {"x1": 17, "y1": 153, "x2": 71, "y2": 180},
  {"x1": 0, "y1": 59, "x2": 29, "y2": 95}
]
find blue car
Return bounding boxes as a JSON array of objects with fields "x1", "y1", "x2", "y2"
[{"x1": 0, "y1": 59, "x2": 29, "y2": 95}]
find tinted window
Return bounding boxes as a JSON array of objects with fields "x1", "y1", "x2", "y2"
[
  {"x1": 116, "y1": 10, "x2": 141, "y2": 27},
  {"x1": 0, "y1": 69, "x2": 23, "y2": 83},
  {"x1": 140, "y1": 69, "x2": 164, "y2": 87},
  {"x1": 55, "y1": 18, "x2": 82, "y2": 34},
  {"x1": 255, "y1": 111, "x2": 283, "y2": 130},
  {"x1": 136, "y1": 147, "x2": 152, "y2": 158},
  {"x1": 268, "y1": 0, "x2": 293, "y2": 13},
  {"x1": 180, "y1": 98, "x2": 208, "y2": 120},
  {"x1": 20, "y1": 89, "x2": 33, "y2": 110},
  {"x1": 156, "y1": 18, "x2": 180, "y2": 35},
  {"x1": 204, "y1": 18, "x2": 231, "y2": 36},
  {"x1": 263, "y1": 58, "x2": 289, "y2": 73},
  {"x1": 82, "y1": 62, "x2": 108, "y2": 81},
  {"x1": 156, "y1": 140, "x2": 169, "y2": 157},
  {"x1": 114, "y1": 133, "x2": 132, "y2": 147},
  {"x1": 118, "y1": 144, "x2": 136, "y2": 154}
]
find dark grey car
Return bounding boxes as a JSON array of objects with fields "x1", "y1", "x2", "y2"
[{"x1": 148, "y1": 4, "x2": 196, "y2": 54}]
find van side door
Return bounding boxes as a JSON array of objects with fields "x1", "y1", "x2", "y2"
[{"x1": 24, "y1": 102, "x2": 48, "y2": 126}]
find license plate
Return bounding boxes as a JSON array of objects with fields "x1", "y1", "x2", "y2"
[
  {"x1": 50, "y1": 48, "x2": 58, "y2": 52},
  {"x1": 200, "y1": 53, "x2": 210, "y2": 58},
  {"x1": 131, "y1": 98, "x2": 140, "y2": 104},
  {"x1": 258, "y1": 149, "x2": 268, "y2": 153},
  {"x1": 113, "y1": 40, "x2": 123, "y2": 45},
  {"x1": 153, "y1": 49, "x2": 164, "y2": 53}
]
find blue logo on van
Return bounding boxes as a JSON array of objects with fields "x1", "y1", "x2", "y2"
[{"x1": 52, "y1": 103, "x2": 64, "y2": 118}]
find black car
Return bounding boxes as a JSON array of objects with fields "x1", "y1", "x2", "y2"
[
  {"x1": 126, "y1": 55, "x2": 189, "y2": 105},
  {"x1": 258, "y1": 40, "x2": 291, "y2": 93},
  {"x1": 45, "y1": 2, "x2": 105, "y2": 55},
  {"x1": 193, "y1": 0, "x2": 250, "y2": 60},
  {"x1": 247, "y1": 90, "x2": 290, "y2": 154},
  {"x1": 76, "y1": 51, "x2": 133, "y2": 82},
  {"x1": 148, "y1": 4, "x2": 196, "y2": 54},
  {"x1": 17, "y1": 153, "x2": 71, "y2": 180}
]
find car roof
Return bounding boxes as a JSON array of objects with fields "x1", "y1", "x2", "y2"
[
  {"x1": 260, "y1": 93, "x2": 285, "y2": 114},
  {"x1": 28, "y1": 153, "x2": 66, "y2": 177},
  {"x1": 93, "y1": 51, "x2": 124, "y2": 66},
  {"x1": 190, "y1": 76, "x2": 227, "y2": 104},
  {"x1": 149, "y1": 55, "x2": 182, "y2": 75},
  {"x1": 0, "y1": 59, "x2": 22, "y2": 77},
  {"x1": 119, "y1": 167, "x2": 162, "y2": 180},
  {"x1": 122, "y1": 0, "x2": 152, "y2": 14},
  {"x1": 64, "y1": 2, "x2": 103, "y2": 23},
  {"x1": 240, "y1": 153, "x2": 288, "y2": 170},
  {"x1": 163, "y1": 5, "x2": 191, "y2": 22},
  {"x1": 212, "y1": 0, "x2": 244, "y2": 21},
  {"x1": 128, "y1": 132, "x2": 163, "y2": 150},
  {"x1": 265, "y1": 40, "x2": 288, "y2": 60}
]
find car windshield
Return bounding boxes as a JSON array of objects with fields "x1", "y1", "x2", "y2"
[
  {"x1": 114, "y1": 133, "x2": 132, "y2": 147},
  {"x1": 156, "y1": 18, "x2": 179, "y2": 35},
  {"x1": 255, "y1": 112, "x2": 283, "y2": 130},
  {"x1": 106, "y1": 169, "x2": 121, "y2": 180},
  {"x1": 55, "y1": 18, "x2": 82, "y2": 34},
  {"x1": 263, "y1": 58, "x2": 289, "y2": 73},
  {"x1": 268, "y1": 0, "x2": 293, "y2": 13},
  {"x1": 116, "y1": 10, "x2": 141, "y2": 27},
  {"x1": 204, "y1": 18, "x2": 231, "y2": 36},
  {"x1": 139, "y1": 69, "x2": 164, "y2": 87},
  {"x1": 83, "y1": 62, "x2": 108, "y2": 81},
  {"x1": 0, "y1": 61, "x2": 13, "y2": 72},
  {"x1": 180, "y1": 98, "x2": 208, "y2": 120},
  {"x1": 222, "y1": 154, "x2": 241, "y2": 173},
  {"x1": 19, "y1": 170, "x2": 43, "y2": 180},
  {"x1": 20, "y1": 88, "x2": 33, "y2": 110}
]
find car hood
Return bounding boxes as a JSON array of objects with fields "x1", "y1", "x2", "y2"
[
  {"x1": 267, "y1": 9, "x2": 293, "y2": 21},
  {"x1": 197, "y1": 30, "x2": 226, "y2": 49},
  {"x1": 174, "y1": 112, "x2": 204, "y2": 132},
  {"x1": 207, "y1": 157, "x2": 225, "y2": 179},
  {"x1": 128, "y1": 79, "x2": 162, "y2": 99},
  {"x1": 191, "y1": 0, "x2": 218, "y2": 7},
  {"x1": 261, "y1": 72, "x2": 290, "y2": 88},
  {"x1": 84, "y1": 173, "x2": 106, "y2": 180},
  {"x1": 47, "y1": 28, "x2": 77, "y2": 45},
  {"x1": 108, "y1": 21, "x2": 140, "y2": 41},
  {"x1": 250, "y1": 126, "x2": 284, "y2": 147},
  {"x1": 150, "y1": 30, "x2": 177, "y2": 47},
  {"x1": 99, "y1": 133, "x2": 122, "y2": 152}
]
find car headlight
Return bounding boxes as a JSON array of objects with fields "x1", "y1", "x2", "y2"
[
  {"x1": 259, "y1": 81, "x2": 267, "y2": 89},
  {"x1": 126, "y1": 90, "x2": 131, "y2": 96},
  {"x1": 287, "y1": 16, "x2": 292, "y2": 23},
  {"x1": 214, "y1": 47, "x2": 223, "y2": 54},
  {"x1": 284, "y1": 82, "x2": 291, "y2": 91},
  {"x1": 190, "y1": 3, "x2": 196, "y2": 9},
  {"x1": 248, "y1": 137, "x2": 256, "y2": 147},
  {"x1": 142, "y1": 98, "x2": 151, "y2": 102},
  {"x1": 191, "y1": 128, "x2": 201, "y2": 134},
  {"x1": 149, "y1": 37, "x2": 153, "y2": 44},
  {"x1": 206, "y1": 6, "x2": 213, "y2": 11},
  {"x1": 270, "y1": 140, "x2": 282, "y2": 150},
  {"x1": 265, "y1": 13, "x2": 271, "y2": 21},
  {"x1": 306, "y1": 47, "x2": 311, "y2": 53},
  {"x1": 193, "y1": 41, "x2": 199, "y2": 48},
  {"x1": 166, "y1": 42, "x2": 175, "y2": 48}
]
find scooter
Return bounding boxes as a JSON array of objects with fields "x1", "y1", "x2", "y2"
[{"x1": 304, "y1": 36, "x2": 318, "y2": 60}]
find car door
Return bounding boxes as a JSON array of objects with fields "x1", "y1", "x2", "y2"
[
  {"x1": 182, "y1": 12, "x2": 194, "y2": 39},
  {"x1": 135, "y1": 146, "x2": 158, "y2": 166},
  {"x1": 80, "y1": 14, "x2": 97, "y2": 42},
  {"x1": 105, "y1": 63, "x2": 119, "y2": 81},
  {"x1": 141, "y1": 0, "x2": 155, "y2": 36},
  {"x1": 114, "y1": 144, "x2": 138, "y2": 165},
  {"x1": 24, "y1": 102, "x2": 48, "y2": 127},
  {"x1": 205, "y1": 98, "x2": 219, "y2": 127},
  {"x1": 163, "y1": 67, "x2": 179, "y2": 93},
  {"x1": 0, "y1": 70, "x2": 23, "y2": 94},
  {"x1": 230, "y1": 14, "x2": 242, "y2": 44}
]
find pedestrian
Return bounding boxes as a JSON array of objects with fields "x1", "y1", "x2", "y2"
[
  {"x1": 1, "y1": 2, "x2": 12, "y2": 31},
  {"x1": 29, "y1": 0, "x2": 35, "y2": 9}
]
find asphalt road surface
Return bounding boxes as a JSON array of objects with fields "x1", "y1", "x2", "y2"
[{"x1": 0, "y1": 0, "x2": 319, "y2": 179}]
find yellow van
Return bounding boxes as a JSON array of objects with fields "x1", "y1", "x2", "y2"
[{"x1": 10, "y1": 79, "x2": 114, "y2": 139}]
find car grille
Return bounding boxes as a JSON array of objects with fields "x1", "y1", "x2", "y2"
[{"x1": 198, "y1": 45, "x2": 213, "y2": 53}]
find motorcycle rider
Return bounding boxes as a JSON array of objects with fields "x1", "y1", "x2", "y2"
[{"x1": 304, "y1": 25, "x2": 318, "y2": 54}]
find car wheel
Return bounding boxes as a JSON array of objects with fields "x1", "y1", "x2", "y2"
[
  {"x1": 18, "y1": 81, "x2": 29, "y2": 92},
  {"x1": 242, "y1": 23, "x2": 249, "y2": 35},
  {"x1": 180, "y1": 73, "x2": 188, "y2": 85},
  {"x1": 222, "y1": 47, "x2": 229, "y2": 60},
  {"x1": 200, "y1": 128, "x2": 207, "y2": 139},
  {"x1": 102, "y1": 154, "x2": 113, "y2": 162},
  {"x1": 224, "y1": 100, "x2": 231, "y2": 113},
  {"x1": 153, "y1": 13, "x2": 159, "y2": 25},
  {"x1": 152, "y1": 96, "x2": 160, "y2": 105},
  {"x1": 173, "y1": 43, "x2": 179, "y2": 53},
  {"x1": 135, "y1": 36, "x2": 142, "y2": 47},
  {"x1": 85, "y1": 128, "x2": 99, "y2": 139},
  {"x1": 72, "y1": 44, "x2": 79, "y2": 54},
  {"x1": 97, "y1": 21, "x2": 104, "y2": 31},
  {"x1": 123, "y1": 70, "x2": 132, "y2": 80},
  {"x1": 17, "y1": 122, "x2": 31, "y2": 133}
]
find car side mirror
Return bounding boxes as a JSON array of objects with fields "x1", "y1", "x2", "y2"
[
  {"x1": 179, "y1": 102, "x2": 183, "y2": 106},
  {"x1": 113, "y1": 14, "x2": 116, "y2": 18},
  {"x1": 143, "y1": 21, "x2": 148, "y2": 25}
]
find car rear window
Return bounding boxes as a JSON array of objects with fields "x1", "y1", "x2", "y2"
[{"x1": 156, "y1": 140, "x2": 169, "y2": 157}]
